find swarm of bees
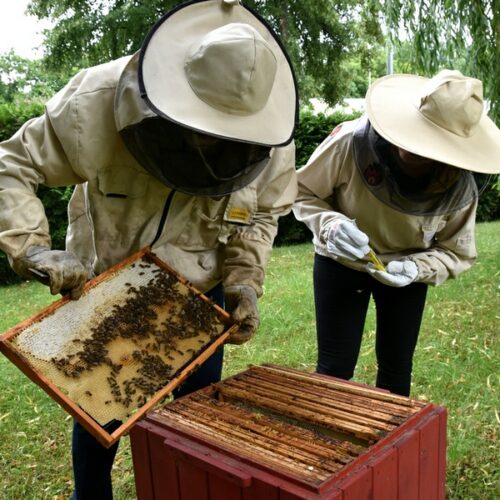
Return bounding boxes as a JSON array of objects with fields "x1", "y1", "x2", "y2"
[{"x1": 49, "y1": 257, "x2": 223, "y2": 409}]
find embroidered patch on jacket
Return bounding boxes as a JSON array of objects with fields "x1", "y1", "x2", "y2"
[
  {"x1": 227, "y1": 207, "x2": 252, "y2": 224},
  {"x1": 363, "y1": 163, "x2": 383, "y2": 186}
]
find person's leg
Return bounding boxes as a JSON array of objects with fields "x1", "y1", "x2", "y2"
[
  {"x1": 174, "y1": 281, "x2": 224, "y2": 398},
  {"x1": 372, "y1": 280, "x2": 428, "y2": 396},
  {"x1": 313, "y1": 254, "x2": 371, "y2": 380},
  {"x1": 72, "y1": 419, "x2": 121, "y2": 500}
]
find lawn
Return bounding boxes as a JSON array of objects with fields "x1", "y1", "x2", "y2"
[{"x1": 0, "y1": 221, "x2": 498, "y2": 499}]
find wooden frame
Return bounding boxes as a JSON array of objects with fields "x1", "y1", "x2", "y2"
[{"x1": 0, "y1": 247, "x2": 238, "y2": 448}]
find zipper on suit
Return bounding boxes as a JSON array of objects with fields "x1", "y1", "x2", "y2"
[{"x1": 151, "y1": 189, "x2": 176, "y2": 246}]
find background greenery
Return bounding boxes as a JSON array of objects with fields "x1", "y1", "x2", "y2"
[
  {"x1": 17, "y1": 0, "x2": 498, "y2": 122},
  {"x1": 0, "y1": 221, "x2": 498, "y2": 499},
  {"x1": 1, "y1": 105, "x2": 499, "y2": 282}
]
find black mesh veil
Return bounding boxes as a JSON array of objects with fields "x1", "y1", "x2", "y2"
[
  {"x1": 120, "y1": 117, "x2": 271, "y2": 197},
  {"x1": 353, "y1": 117, "x2": 482, "y2": 216}
]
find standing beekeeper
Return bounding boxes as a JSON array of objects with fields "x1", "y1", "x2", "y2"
[
  {"x1": 293, "y1": 70, "x2": 500, "y2": 397},
  {"x1": 0, "y1": 0, "x2": 298, "y2": 498}
]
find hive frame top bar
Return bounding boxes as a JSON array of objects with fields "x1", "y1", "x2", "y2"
[
  {"x1": 0, "y1": 247, "x2": 238, "y2": 447},
  {"x1": 146, "y1": 363, "x2": 431, "y2": 492}
]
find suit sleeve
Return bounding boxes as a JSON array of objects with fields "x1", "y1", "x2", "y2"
[
  {"x1": 408, "y1": 200, "x2": 477, "y2": 286},
  {"x1": 292, "y1": 127, "x2": 352, "y2": 245},
  {"x1": 0, "y1": 108, "x2": 83, "y2": 261},
  {"x1": 222, "y1": 143, "x2": 298, "y2": 296}
]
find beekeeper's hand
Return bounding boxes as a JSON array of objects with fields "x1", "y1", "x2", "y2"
[
  {"x1": 224, "y1": 284, "x2": 260, "y2": 345},
  {"x1": 14, "y1": 245, "x2": 88, "y2": 299},
  {"x1": 367, "y1": 260, "x2": 418, "y2": 287},
  {"x1": 326, "y1": 220, "x2": 370, "y2": 261}
]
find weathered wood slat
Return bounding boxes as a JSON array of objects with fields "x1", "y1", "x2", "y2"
[
  {"x1": 241, "y1": 369, "x2": 416, "y2": 419},
  {"x1": 174, "y1": 397, "x2": 358, "y2": 465},
  {"x1": 254, "y1": 364, "x2": 422, "y2": 408},
  {"x1": 222, "y1": 376, "x2": 400, "y2": 431},
  {"x1": 216, "y1": 384, "x2": 384, "y2": 442},
  {"x1": 156, "y1": 408, "x2": 332, "y2": 484}
]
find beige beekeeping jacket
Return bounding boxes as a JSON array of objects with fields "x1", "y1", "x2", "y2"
[
  {"x1": 0, "y1": 54, "x2": 297, "y2": 295},
  {"x1": 293, "y1": 119, "x2": 477, "y2": 286}
]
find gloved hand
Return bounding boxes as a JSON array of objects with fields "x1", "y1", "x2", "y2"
[
  {"x1": 224, "y1": 284, "x2": 260, "y2": 345},
  {"x1": 367, "y1": 259, "x2": 419, "y2": 287},
  {"x1": 326, "y1": 219, "x2": 370, "y2": 261},
  {"x1": 15, "y1": 245, "x2": 88, "y2": 299}
]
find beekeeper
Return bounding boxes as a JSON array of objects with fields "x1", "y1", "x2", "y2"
[
  {"x1": 293, "y1": 70, "x2": 500, "y2": 397},
  {"x1": 0, "y1": 0, "x2": 298, "y2": 497}
]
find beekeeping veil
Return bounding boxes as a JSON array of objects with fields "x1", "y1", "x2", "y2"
[
  {"x1": 117, "y1": 0, "x2": 298, "y2": 197},
  {"x1": 354, "y1": 70, "x2": 500, "y2": 215}
]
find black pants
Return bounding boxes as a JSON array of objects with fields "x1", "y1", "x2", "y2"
[
  {"x1": 313, "y1": 254, "x2": 428, "y2": 396},
  {"x1": 72, "y1": 283, "x2": 225, "y2": 500}
]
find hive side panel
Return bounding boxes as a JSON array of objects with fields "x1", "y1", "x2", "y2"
[
  {"x1": 165, "y1": 433, "x2": 254, "y2": 487},
  {"x1": 396, "y1": 430, "x2": 419, "y2": 500},
  {"x1": 437, "y1": 407, "x2": 447, "y2": 500},
  {"x1": 279, "y1": 489, "x2": 313, "y2": 500},
  {"x1": 418, "y1": 413, "x2": 440, "y2": 500},
  {"x1": 316, "y1": 489, "x2": 342, "y2": 500},
  {"x1": 371, "y1": 447, "x2": 398, "y2": 499},
  {"x1": 130, "y1": 423, "x2": 155, "y2": 500},
  {"x1": 149, "y1": 432, "x2": 181, "y2": 500},
  {"x1": 178, "y1": 461, "x2": 209, "y2": 500},
  {"x1": 240, "y1": 478, "x2": 279, "y2": 500},
  {"x1": 208, "y1": 474, "x2": 243, "y2": 500},
  {"x1": 340, "y1": 466, "x2": 372, "y2": 500}
]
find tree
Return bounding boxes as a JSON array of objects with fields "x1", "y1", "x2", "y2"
[
  {"x1": 27, "y1": 0, "x2": 172, "y2": 71},
  {"x1": 384, "y1": 0, "x2": 500, "y2": 124},
  {"x1": 27, "y1": 0, "x2": 384, "y2": 106},
  {"x1": 0, "y1": 51, "x2": 65, "y2": 104}
]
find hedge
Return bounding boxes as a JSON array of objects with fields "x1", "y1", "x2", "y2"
[{"x1": 0, "y1": 105, "x2": 498, "y2": 283}]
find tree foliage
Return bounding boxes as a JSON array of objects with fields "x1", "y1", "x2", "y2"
[
  {"x1": 26, "y1": 0, "x2": 384, "y2": 106},
  {"x1": 384, "y1": 0, "x2": 500, "y2": 124},
  {"x1": 0, "y1": 51, "x2": 66, "y2": 103}
]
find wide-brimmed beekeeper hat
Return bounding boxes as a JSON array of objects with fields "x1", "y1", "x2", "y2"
[
  {"x1": 138, "y1": 0, "x2": 298, "y2": 147},
  {"x1": 365, "y1": 70, "x2": 500, "y2": 174}
]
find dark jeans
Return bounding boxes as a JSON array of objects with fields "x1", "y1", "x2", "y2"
[
  {"x1": 313, "y1": 254, "x2": 428, "y2": 396},
  {"x1": 72, "y1": 283, "x2": 224, "y2": 500}
]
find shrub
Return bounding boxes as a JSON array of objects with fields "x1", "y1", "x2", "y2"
[
  {"x1": 0, "y1": 101, "x2": 45, "y2": 142},
  {"x1": 476, "y1": 176, "x2": 500, "y2": 222},
  {"x1": 275, "y1": 109, "x2": 361, "y2": 246}
]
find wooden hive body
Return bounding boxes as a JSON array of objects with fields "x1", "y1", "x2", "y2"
[{"x1": 131, "y1": 364, "x2": 447, "y2": 499}]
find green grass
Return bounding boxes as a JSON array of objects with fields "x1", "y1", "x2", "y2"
[{"x1": 1, "y1": 221, "x2": 499, "y2": 499}]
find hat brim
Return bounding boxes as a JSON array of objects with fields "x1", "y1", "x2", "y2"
[
  {"x1": 366, "y1": 74, "x2": 500, "y2": 174},
  {"x1": 139, "y1": 0, "x2": 298, "y2": 147}
]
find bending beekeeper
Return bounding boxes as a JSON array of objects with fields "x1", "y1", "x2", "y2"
[
  {"x1": 293, "y1": 70, "x2": 500, "y2": 397},
  {"x1": 0, "y1": 0, "x2": 298, "y2": 498}
]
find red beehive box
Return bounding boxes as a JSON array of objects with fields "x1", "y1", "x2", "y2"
[{"x1": 130, "y1": 364, "x2": 446, "y2": 499}]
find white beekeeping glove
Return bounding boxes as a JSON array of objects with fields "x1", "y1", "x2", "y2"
[
  {"x1": 367, "y1": 260, "x2": 419, "y2": 287},
  {"x1": 326, "y1": 219, "x2": 370, "y2": 261}
]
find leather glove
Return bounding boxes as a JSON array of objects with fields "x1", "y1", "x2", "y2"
[
  {"x1": 15, "y1": 245, "x2": 88, "y2": 299},
  {"x1": 367, "y1": 259, "x2": 419, "y2": 287},
  {"x1": 326, "y1": 220, "x2": 370, "y2": 261},
  {"x1": 224, "y1": 284, "x2": 260, "y2": 345}
]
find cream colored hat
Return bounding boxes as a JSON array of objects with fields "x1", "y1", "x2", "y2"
[
  {"x1": 138, "y1": 0, "x2": 298, "y2": 147},
  {"x1": 366, "y1": 70, "x2": 500, "y2": 174}
]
